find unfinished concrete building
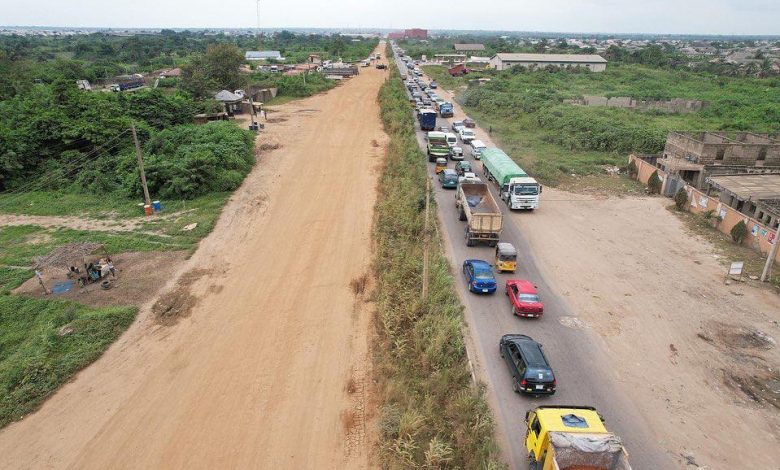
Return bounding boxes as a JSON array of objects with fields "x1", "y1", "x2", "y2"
[
  {"x1": 660, "y1": 131, "x2": 780, "y2": 188},
  {"x1": 706, "y1": 174, "x2": 780, "y2": 229}
]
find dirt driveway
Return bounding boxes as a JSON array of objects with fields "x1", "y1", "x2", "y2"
[{"x1": 0, "y1": 43, "x2": 389, "y2": 469}]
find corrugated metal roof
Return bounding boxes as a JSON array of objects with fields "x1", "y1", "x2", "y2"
[
  {"x1": 245, "y1": 50, "x2": 282, "y2": 59},
  {"x1": 707, "y1": 174, "x2": 780, "y2": 200},
  {"x1": 493, "y1": 53, "x2": 607, "y2": 64},
  {"x1": 454, "y1": 43, "x2": 485, "y2": 51}
]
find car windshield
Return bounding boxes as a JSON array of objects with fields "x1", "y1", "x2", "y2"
[
  {"x1": 519, "y1": 293, "x2": 540, "y2": 302},
  {"x1": 463, "y1": 131, "x2": 474, "y2": 136},
  {"x1": 514, "y1": 185, "x2": 539, "y2": 196}
]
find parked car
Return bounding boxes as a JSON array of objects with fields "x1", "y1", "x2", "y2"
[
  {"x1": 450, "y1": 146, "x2": 464, "y2": 160},
  {"x1": 462, "y1": 259, "x2": 497, "y2": 294},
  {"x1": 439, "y1": 169, "x2": 459, "y2": 189},
  {"x1": 455, "y1": 160, "x2": 473, "y2": 176},
  {"x1": 499, "y1": 334, "x2": 556, "y2": 395},
  {"x1": 430, "y1": 81, "x2": 438, "y2": 88},
  {"x1": 463, "y1": 117, "x2": 476, "y2": 128},
  {"x1": 469, "y1": 139, "x2": 487, "y2": 159},
  {"x1": 459, "y1": 128, "x2": 476, "y2": 143},
  {"x1": 505, "y1": 280, "x2": 544, "y2": 317}
]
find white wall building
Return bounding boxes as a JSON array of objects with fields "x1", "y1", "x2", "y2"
[{"x1": 489, "y1": 53, "x2": 607, "y2": 72}]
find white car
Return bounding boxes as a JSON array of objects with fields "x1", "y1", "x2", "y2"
[
  {"x1": 450, "y1": 146, "x2": 464, "y2": 160},
  {"x1": 469, "y1": 139, "x2": 487, "y2": 159},
  {"x1": 459, "y1": 128, "x2": 476, "y2": 143},
  {"x1": 452, "y1": 121, "x2": 465, "y2": 133},
  {"x1": 445, "y1": 133, "x2": 458, "y2": 148},
  {"x1": 458, "y1": 172, "x2": 482, "y2": 186}
]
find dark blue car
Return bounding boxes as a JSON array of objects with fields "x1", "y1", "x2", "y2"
[{"x1": 463, "y1": 259, "x2": 497, "y2": 294}]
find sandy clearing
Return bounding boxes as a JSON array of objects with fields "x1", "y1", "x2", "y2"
[
  {"x1": 515, "y1": 191, "x2": 780, "y2": 468},
  {"x1": 0, "y1": 43, "x2": 389, "y2": 469}
]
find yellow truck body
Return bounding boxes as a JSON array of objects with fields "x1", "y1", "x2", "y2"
[{"x1": 526, "y1": 406, "x2": 632, "y2": 470}]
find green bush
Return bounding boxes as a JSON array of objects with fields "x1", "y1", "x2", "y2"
[
  {"x1": 125, "y1": 121, "x2": 255, "y2": 199},
  {"x1": 674, "y1": 188, "x2": 688, "y2": 210},
  {"x1": 731, "y1": 220, "x2": 748, "y2": 244},
  {"x1": 647, "y1": 170, "x2": 662, "y2": 194}
]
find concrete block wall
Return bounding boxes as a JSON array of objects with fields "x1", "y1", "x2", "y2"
[{"x1": 629, "y1": 155, "x2": 779, "y2": 265}]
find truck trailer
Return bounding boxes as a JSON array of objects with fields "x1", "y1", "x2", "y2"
[
  {"x1": 480, "y1": 147, "x2": 542, "y2": 210},
  {"x1": 455, "y1": 182, "x2": 503, "y2": 246},
  {"x1": 418, "y1": 109, "x2": 437, "y2": 131},
  {"x1": 426, "y1": 131, "x2": 451, "y2": 162}
]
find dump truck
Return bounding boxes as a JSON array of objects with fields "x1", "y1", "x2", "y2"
[
  {"x1": 525, "y1": 406, "x2": 632, "y2": 470},
  {"x1": 481, "y1": 147, "x2": 542, "y2": 210},
  {"x1": 427, "y1": 131, "x2": 451, "y2": 162},
  {"x1": 455, "y1": 182, "x2": 503, "y2": 246}
]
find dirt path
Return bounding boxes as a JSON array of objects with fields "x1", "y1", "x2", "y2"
[
  {"x1": 515, "y1": 190, "x2": 780, "y2": 468},
  {"x1": 0, "y1": 43, "x2": 389, "y2": 469}
]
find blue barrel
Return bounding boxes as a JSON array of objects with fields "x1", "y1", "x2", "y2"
[{"x1": 152, "y1": 200, "x2": 162, "y2": 213}]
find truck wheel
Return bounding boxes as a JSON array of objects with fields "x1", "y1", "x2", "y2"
[
  {"x1": 458, "y1": 210, "x2": 466, "y2": 221},
  {"x1": 466, "y1": 235, "x2": 474, "y2": 247},
  {"x1": 489, "y1": 241, "x2": 497, "y2": 247},
  {"x1": 512, "y1": 381, "x2": 520, "y2": 393}
]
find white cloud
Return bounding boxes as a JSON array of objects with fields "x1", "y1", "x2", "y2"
[{"x1": 1, "y1": 0, "x2": 778, "y2": 35}]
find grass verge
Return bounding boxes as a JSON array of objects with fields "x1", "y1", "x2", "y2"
[
  {"x1": 0, "y1": 296, "x2": 136, "y2": 427},
  {"x1": 373, "y1": 47, "x2": 503, "y2": 468}
]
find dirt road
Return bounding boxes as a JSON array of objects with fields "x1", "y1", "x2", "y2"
[{"x1": 0, "y1": 43, "x2": 389, "y2": 469}]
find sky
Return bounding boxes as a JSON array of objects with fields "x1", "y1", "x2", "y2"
[{"x1": 2, "y1": 0, "x2": 779, "y2": 35}]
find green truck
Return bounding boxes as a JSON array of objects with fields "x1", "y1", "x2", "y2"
[
  {"x1": 480, "y1": 147, "x2": 542, "y2": 210},
  {"x1": 426, "y1": 131, "x2": 450, "y2": 162}
]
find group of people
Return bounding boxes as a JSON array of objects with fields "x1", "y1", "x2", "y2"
[{"x1": 68, "y1": 257, "x2": 115, "y2": 284}]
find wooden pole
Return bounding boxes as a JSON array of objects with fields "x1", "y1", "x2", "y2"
[
  {"x1": 760, "y1": 231, "x2": 779, "y2": 282},
  {"x1": 131, "y1": 124, "x2": 152, "y2": 207}
]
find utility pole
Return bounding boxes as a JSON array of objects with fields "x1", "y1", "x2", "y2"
[
  {"x1": 760, "y1": 231, "x2": 779, "y2": 282},
  {"x1": 131, "y1": 124, "x2": 151, "y2": 207}
]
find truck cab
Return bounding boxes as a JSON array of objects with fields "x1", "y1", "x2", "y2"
[
  {"x1": 502, "y1": 177, "x2": 542, "y2": 210},
  {"x1": 525, "y1": 406, "x2": 631, "y2": 470}
]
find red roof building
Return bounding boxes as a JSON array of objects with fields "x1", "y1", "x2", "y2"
[{"x1": 404, "y1": 28, "x2": 427, "y2": 39}]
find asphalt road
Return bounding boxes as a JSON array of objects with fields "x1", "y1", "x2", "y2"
[{"x1": 392, "y1": 46, "x2": 676, "y2": 470}]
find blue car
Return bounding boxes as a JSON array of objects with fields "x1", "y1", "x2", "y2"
[{"x1": 463, "y1": 259, "x2": 497, "y2": 294}]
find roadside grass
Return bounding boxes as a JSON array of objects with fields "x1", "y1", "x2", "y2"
[
  {"x1": 669, "y1": 206, "x2": 780, "y2": 287},
  {"x1": 374, "y1": 47, "x2": 503, "y2": 468},
  {"x1": 0, "y1": 295, "x2": 136, "y2": 428}
]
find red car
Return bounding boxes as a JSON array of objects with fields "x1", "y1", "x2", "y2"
[{"x1": 505, "y1": 280, "x2": 544, "y2": 318}]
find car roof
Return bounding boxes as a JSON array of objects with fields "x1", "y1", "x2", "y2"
[
  {"x1": 466, "y1": 259, "x2": 492, "y2": 270},
  {"x1": 506, "y1": 336, "x2": 548, "y2": 368},
  {"x1": 442, "y1": 169, "x2": 458, "y2": 176}
]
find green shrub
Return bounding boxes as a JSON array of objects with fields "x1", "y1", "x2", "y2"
[
  {"x1": 627, "y1": 160, "x2": 638, "y2": 178},
  {"x1": 674, "y1": 188, "x2": 688, "y2": 210},
  {"x1": 647, "y1": 170, "x2": 662, "y2": 194},
  {"x1": 731, "y1": 220, "x2": 748, "y2": 244}
]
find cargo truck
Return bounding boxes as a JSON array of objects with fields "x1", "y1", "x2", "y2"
[
  {"x1": 455, "y1": 182, "x2": 503, "y2": 246},
  {"x1": 480, "y1": 147, "x2": 542, "y2": 210},
  {"x1": 418, "y1": 109, "x2": 437, "y2": 131},
  {"x1": 426, "y1": 131, "x2": 451, "y2": 162},
  {"x1": 525, "y1": 406, "x2": 632, "y2": 470}
]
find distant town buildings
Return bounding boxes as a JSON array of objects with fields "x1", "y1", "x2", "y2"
[{"x1": 488, "y1": 53, "x2": 607, "y2": 72}]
